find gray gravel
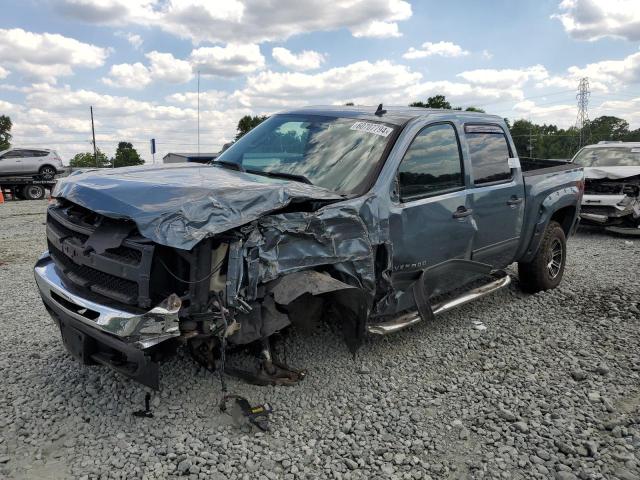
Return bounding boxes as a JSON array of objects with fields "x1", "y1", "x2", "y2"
[{"x1": 1, "y1": 200, "x2": 639, "y2": 480}]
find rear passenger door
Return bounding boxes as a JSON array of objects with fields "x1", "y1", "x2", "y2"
[
  {"x1": 389, "y1": 122, "x2": 476, "y2": 294},
  {"x1": 465, "y1": 124, "x2": 525, "y2": 268}
]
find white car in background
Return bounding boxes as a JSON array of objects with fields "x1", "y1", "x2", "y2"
[
  {"x1": 0, "y1": 148, "x2": 65, "y2": 180},
  {"x1": 572, "y1": 141, "x2": 640, "y2": 235}
]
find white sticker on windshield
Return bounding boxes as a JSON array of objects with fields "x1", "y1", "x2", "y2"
[
  {"x1": 508, "y1": 157, "x2": 521, "y2": 169},
  {"x1": 350, "y1": 121, "x2": 393, "y2": 137}
]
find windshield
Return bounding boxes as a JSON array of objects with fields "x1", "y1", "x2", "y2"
[
  {"x1": 573, "y1": 147, "x2": 640, "y2": 167},
  {"x1": 214, "y1": 114, "x2": 397, "y2": 194}
]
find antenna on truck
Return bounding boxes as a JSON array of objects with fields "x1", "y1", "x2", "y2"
[{"x1": 374, "y1": 103, "x2": 387, "y2": 116}]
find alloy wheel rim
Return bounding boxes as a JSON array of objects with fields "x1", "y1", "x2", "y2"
[{"x1": 547, "y1": 238, "x2": 563, "y2": 279}]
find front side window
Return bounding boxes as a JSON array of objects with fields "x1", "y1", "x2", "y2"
[
  {"x1": 398, "y1": 123, "x2": 464, "y2": 200},
  {"x1": 3, "y1": 150, "x2": 25, "y2": 159},
  {"x1": 466, "y1": 126, "x2": 512, "y2": 184},
  {"x1": 215, "y1": 114, "x2": 397, "y2": 195},
  {"x1": 573, "y1": 147, "x2": 640, "y2": 167}
]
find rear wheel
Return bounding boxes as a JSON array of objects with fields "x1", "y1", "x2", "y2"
[
  {"x1": 38, "y1": 165, "x2": 56, "y2": 180},
  {"x1": 518, "y1": 220, "x2": 566, "y2": 293},
  {"x1": 22, "y1": 184, "x2": 46, "y2": 200}
]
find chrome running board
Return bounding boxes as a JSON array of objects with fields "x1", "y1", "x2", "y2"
[{"x1": 367, "y1": 273, "x2": 511, "y2": 335}]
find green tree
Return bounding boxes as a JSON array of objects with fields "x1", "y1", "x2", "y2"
[
  {"x1": 588, "y1": 116, "x2": 629, "y2": 142},
  {"x1": 113, "y1": 141, "x2": 144, "y2": 168},
  {"x1": 465, "y1": 106, "x2": 486, "y2": 113},
  {"x1": 410, "y1": 95, "x2": 452, "y2": 109},
  {"x1": 0, "y1": 115, "x2": 12, "y2": 151},
  {"x1": 70, "y1": 150, "x2": 110, "y2": 168},
  {"x1": 236, "y1": 115, "x2": 268, "y2": 140}
]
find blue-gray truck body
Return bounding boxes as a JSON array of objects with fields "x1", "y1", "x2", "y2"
[{"x1": 34, "y1": 106, "x2": 584, "y2": 388}]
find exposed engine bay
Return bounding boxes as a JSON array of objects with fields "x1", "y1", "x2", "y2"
[{"x1": 581, "y1": 174, "x2": 640, "y2": 235}]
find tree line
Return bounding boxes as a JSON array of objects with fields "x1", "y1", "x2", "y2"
[
  {"x1": 234, "y1": 95, "x2": 640, "y2": 160},
  {"x1": 69, "y1": 142, "x2": 145, "y2": 168},
  {"x1": 3, "y1": 96, "x2": 640, "y2": 165}
]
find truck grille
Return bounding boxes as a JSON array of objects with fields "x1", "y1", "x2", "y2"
[
  {"x1": 46, "y1": 204, "x2": 154, "y2": 308},
  {"x1": 584, "y1": 180, "x2": 624, "y2": 195}
]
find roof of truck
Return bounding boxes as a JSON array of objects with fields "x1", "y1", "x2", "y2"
[{"x1": 281, "y1": 105, "x2": 503, "y2": 127}]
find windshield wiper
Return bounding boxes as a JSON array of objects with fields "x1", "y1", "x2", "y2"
[
  {"x1": 245, "y1": 169, "x2": 313, "y2": 185},
  {"x1": 212, "y1": 160, "x2": 245, "y2": 172}
]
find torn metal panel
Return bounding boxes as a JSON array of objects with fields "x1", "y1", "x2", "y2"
[
  {"x1": 53, "y1": 164, "x2": 343, "y2": 250},
  {"x1": 269, "y1": 270, "x2": 359, "y2": 305},
  {"x1": 246, "y1": 206, "x2": 377, "y2": 295}
]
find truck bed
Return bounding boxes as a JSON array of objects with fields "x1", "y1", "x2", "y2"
[
  {"x1": 520, "y1": 158, "x2": 577, "y2": 177},
  {"x1": 516, "y1": 159, "x2": 584, "y2": 262}
]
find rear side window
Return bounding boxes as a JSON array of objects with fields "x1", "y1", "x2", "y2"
[
  {"x1": 465, "y1": 125, "x2": 512, "y2": 185},
  {"x1": 398, "y1": 123, "x2": 464, "y2": 200},
  {"x1": 34, "y1": 150, "x2": 50, "y2": 157}
]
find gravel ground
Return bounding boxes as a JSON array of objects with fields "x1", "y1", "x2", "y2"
[{"x1": 0, "y1": 199, "x2": 639, "y2": 480}]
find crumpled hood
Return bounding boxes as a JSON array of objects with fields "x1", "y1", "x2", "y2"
[
  {"x1": 584, "y1": 166, "x2": 640, "y2": 180},
  {"x1": 53, "y1": 163, "x2": 343, "y2": 250}
]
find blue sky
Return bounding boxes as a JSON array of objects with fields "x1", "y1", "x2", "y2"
[{"x1": 1, "y1": 0, "x2": 639, "y2": 162}]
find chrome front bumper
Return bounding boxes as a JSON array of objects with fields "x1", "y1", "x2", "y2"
[{"x1": 34, "y1": 252, "x2": 182, "y2": 349}]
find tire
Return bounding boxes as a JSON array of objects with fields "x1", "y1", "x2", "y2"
[
  {"x1": 518, "y1": 220, "x2": 567, "y2": 293},
  {"x1": 38, "y1": 165, "x2": 57, "y2": 180},
  {"x1": 22, "y1": 184, "x2": 46, "y2": 200}
]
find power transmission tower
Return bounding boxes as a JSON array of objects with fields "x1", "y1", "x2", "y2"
[
  {"x1": 575, "y1": 77, "x2": 590, "y2": 149},
  {"x1": 90, "y1": 106, "x2": 98, "y2": 167}
]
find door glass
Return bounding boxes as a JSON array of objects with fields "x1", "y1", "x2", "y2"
[
  {"x1": 398, "y1": 123, "x2": 463, "y2": 200},
  {"x1": 466, "y1": 130, "x2": 511, "y2": 184}
]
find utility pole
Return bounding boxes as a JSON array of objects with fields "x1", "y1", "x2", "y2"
[
  {"x1": 197, "y1": 70, "x2": 200, "y2": 155},
  {"x1": 575, "y1": 77, "x2": 590, "y2": 149},
  {"x1": 90, "y1": 106, "x2": 97, "y2": 167}
]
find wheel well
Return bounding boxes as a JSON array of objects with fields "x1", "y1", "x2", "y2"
[
  {"x1": 39, "y1": 164, "x2": 56, "y2": 172},
  {"x1": 550, "y1": 206, "x2": 576, "y2": 235}
]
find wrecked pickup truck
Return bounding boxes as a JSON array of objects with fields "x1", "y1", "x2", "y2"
[
  {"x1": 34, "y1": 106, "x2": 584, "y2": 389},
  {"x1": 572, "y1": 141, "x2": 640, "y2": 236}
]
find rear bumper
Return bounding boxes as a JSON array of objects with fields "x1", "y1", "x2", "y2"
[{"x1": 34, "y1": 252, "x2": 182, "y2": 389}]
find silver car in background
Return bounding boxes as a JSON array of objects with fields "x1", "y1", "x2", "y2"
[{"x1": 0, "y1": 148, "x2": 64, "y2": 180}]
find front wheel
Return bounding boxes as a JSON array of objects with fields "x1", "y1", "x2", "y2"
[{"x1": 518, "y1": 220, "x2": 567, "y2": 293}]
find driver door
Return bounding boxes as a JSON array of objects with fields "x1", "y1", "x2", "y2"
[{"x1": 389, "y1": 122, "x2": 476, "y2": 297}]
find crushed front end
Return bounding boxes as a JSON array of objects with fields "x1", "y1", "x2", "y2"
[
  {"x1": 35, "y1": 196, "x2": 376, "y2": 389},
  {"x1": 580, "y1": 175, "x2": 640, "y2": 235}
]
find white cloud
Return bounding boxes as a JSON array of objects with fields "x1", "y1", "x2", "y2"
[
  {"x1": 457, "y1": 65, "x2": 549, "y2": 88},
  {"x1": 190, "y1": 44, "x2": 265, "y2": 77},
  {"x1": 147, "y1": 51, "x2": 194, "y2": 83},
  {"x1": 537, "y1": 50, "x2": 640, "y2": 92},
  {"x1": 8, "y1": 83, "x2": 250, "y2": 162},
  {"x1": 0, "y1": 66, "x2": 9, "y2": 79},
  {"x1": 55, "y1": 0, "x2": 412, "y2": 43},
  {"x1": 512, "y1": 99, "x2": 576, "y2": 127},
  {"x1": 103, "y1": 62, "x2": 152, "y2": 89},
  {"x1": 352, "y1": 21, "x2": 402, "y2": 38},
  {"x1": 0, "y1": 28, "x2": 109, "y2": 82},
  {"x1": 403, "y1": 41, "x2": 470, "y2": 59},
  {"x1": 115, "y1": 31, "x2": 143, "y2": 50},
  {"x1": 552, "y1": 0, "x2": 640, "y2": 41},
  {"x1": 233, "y1": 60, "x2": 421, "y2": 108},
  {"x1": 271, "y1": 48, "x2": 326, "y2": 71},
  {"x1": 482, "y1": 50, "x2": 493, "y2": 60}
]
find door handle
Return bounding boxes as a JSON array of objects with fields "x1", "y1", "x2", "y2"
[
  {"x1": 507, "y1": 196, "x2": 523, "y2": 206},
  {"x1": 452, "y1": 206, "x2": 473, "y2": 219}
]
